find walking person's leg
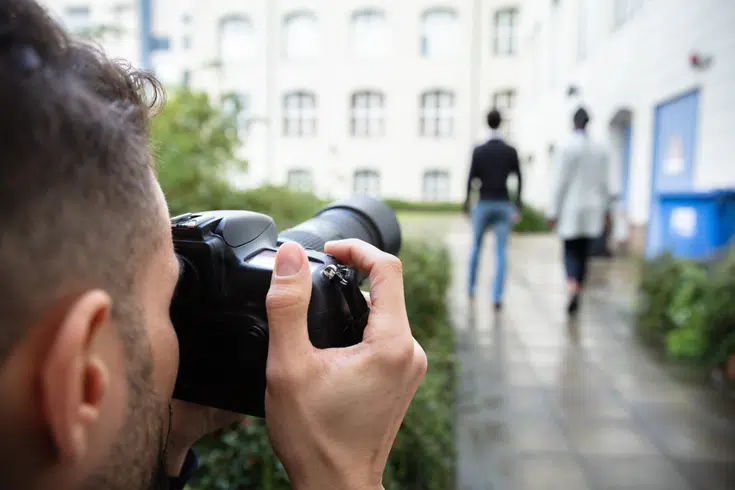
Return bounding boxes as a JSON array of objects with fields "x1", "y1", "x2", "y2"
[
  {"x1": 576, "y1": 237, "x2": 593, "y2": 290},
  {"x1": 491, "y1": 203, "x2": 512, "y2": 310},
  {"x1": 468, "y1": 202, "x2": 489, "y2": 298},
  {"x1": 563, "y1": 238, "x2": 585, "y2": 314}
]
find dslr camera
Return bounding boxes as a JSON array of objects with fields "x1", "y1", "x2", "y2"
[{"x1": 169, "y1": 196, "x2": 401, "y2": 417}]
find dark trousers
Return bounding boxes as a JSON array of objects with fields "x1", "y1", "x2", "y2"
[{"x1": 563, "y1": 238, "x2": 592, "y2": 285}]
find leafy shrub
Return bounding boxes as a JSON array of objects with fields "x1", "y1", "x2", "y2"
[
  {"x1": 385, "y1": 199, "x2": 462, "y2": 213},
  {"x1": 635, "y1": 248, "x2": 735, "y2": 368}
]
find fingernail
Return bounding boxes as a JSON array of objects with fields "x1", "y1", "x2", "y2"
[{"x1": 275, "y1": 243, "x2": 303, "y2": 277}]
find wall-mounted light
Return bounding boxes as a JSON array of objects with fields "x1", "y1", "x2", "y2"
[{"x1": 690, "y1": 51, "x2": 714, "y2": 71}]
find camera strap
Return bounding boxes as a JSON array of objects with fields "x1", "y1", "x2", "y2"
[{"x1": 323, "y1": 265, "x2": 371, "y2": 339}]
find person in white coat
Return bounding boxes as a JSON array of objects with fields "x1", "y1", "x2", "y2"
[{"x1": 546, "y1": 108, "x2": 614, "y2": 315}]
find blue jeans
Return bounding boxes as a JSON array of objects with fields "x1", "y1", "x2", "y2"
[{"x1": 467, "y1": 200, "x2": 513, "y2": 303}]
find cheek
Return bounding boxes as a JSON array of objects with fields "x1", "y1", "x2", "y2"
[{"x1": 146, "y1": 314, "x2": 180, "y2": 398}]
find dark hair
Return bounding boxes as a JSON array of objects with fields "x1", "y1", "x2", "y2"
[
  {"x1": 0, "y1": 0, "x2": 162, "y2": 363},
  {"x1": 573, "y1": 107, "x2": 590, "y2": 129},
  {"x1": 487, "y1": 109, "x2": 502, "y2": 130}
]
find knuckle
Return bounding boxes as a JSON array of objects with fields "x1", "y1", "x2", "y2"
[
  {"x1": 381, "y1": 339, "x2": 414, "y2": 368},
  {"x1": 265, "y1": 284, "x2": 308, "y2": 313},
  {"x1": 378, "y1": 254, "x2": 403, "y2": 279},
  {"x1": 413, "y1": 342, "x2": 429, "y2": 378}
]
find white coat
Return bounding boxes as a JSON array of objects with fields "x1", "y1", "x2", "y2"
[{"x1": 546, "y1": 131, "x2": 615, "y2": 240}]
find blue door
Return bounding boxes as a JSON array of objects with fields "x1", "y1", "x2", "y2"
[{"x1": 646, "y1": 89, "x2": 700, "y2": 257}]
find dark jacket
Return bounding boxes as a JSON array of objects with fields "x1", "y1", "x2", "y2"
[{"x1": 465, "y1": 138, "x2": 522, "y2": 208}]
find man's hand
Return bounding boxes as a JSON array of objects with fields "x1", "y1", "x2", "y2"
[
  {"x1": 264, "y1": 240, "x2": 427, "y2": 490},
  {"x1": 166, "y1": 400, "x2": 243, "y2": 476}
]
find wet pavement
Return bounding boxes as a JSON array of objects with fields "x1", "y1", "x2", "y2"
[{"x1": 402, "y1": 215, "x2": 735, "y2": 490}]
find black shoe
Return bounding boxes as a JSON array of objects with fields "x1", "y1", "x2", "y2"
[
  {"x1": 567, "y1": 293, "x2": 580, "y2": 315},
  {"x1": 493, "y1": 302, "x2": 502, "y2": 312}
]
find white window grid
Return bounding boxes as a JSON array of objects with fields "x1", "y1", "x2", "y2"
[
  {"x1": 351, "y1": 10, "x2": 389, "y2": 58},
  {"x1": 494, "y1": 9, "x2": 518, "y2": 56},
  {"x1": 420, "y1": 91, "x2": 455, "y2": 138},
  {"x1": 353, "y1": 170, "x2": 381, "y2": 197},
  {"x1": 287, "y1": 169, "x2": 313, "y2": 193},
  {"x1": 283, "y1": 12, "x2": 319, "y2": 60},
  {"x1": 420, "y1": 9, "x2": 459, "y2": 58},
  {"x1": 283, "y1": 92, "x2": 317, "y2": 137},
  {"x1": 351, "y1": 92, "x2": 385, "y2": 137},
  {"x1": 423, "y1": 170, "x2": 450, "y2": 202},
  {"x1": 222, "y1": 93, "x2": 251, "y2": 140},
  {"x1": 493, "y1": 90, "x2": 516, "y2": 141},
  {"x1": 219, "y1": 16, "x2": 254, "y2": 64}
]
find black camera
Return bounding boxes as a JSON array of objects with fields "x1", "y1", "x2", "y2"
[{"x1": 169, "y1": 196, "x2": 401, "y2": 417}]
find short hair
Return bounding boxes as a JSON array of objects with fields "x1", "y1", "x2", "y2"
[
  {"x1": 573, "y1": 107, "x2": 590, "y2": 129},
  {"x1": 487, "y1": 109, "x2": 502, "y2": 130},
  {"x1": 0, "y1": 0, "x2": 162, "y2": 363}
]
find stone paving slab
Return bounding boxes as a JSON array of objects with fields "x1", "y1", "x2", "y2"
[{"x1": 402, "y1": 215, "x2": 735, "y2": 490}]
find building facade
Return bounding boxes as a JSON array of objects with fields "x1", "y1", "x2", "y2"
[
  {"x1": 516, "y1": 0, "x2": 735, "y2": 251},
  {"x1": 41, "y1": 0, "x2": 525, "y2": 203}
]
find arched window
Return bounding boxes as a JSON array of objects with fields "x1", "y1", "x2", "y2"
[
  {"x1": 283, "y1": 12, "x2": 319, "y2": 59},
  {"x1": 420, "y1": 8, "x2": 459, "y2": 58},
  {"x1": 420, "y1": 90, "x2": 455, "y2": 138},
  {"x1": 492, "y1": 89, "x2": 517, "y2": 141},
  {"x1": 350, "y1": 91, "x2": 385, "y2": 137},
  {"x1": 222, "y1": 92, "x2": 251, "y2": 140},
  {"x1": 219, "y1": 15, "x2": 254, "y2": 63},
  {"x1": 494, "y1": 8, "x2": 518, "y2": 55},
  {"x1": 283, "y1": 91, "x2": 317, "y2": 137},
  {"x1": 353, "y1": 170, "x2": 381, "y2": 197},
  {"x1": 351, "y1": 9, "x2": 388, "y2": 58},
  {"x1": 423, "y1": 170, "x2": 450, "y2": 202},
  {"x1": 287, "y1": 169, "x2": 313, "y2": 192}
]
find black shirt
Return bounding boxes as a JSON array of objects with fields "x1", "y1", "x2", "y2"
[
  {"x1": 465, "y1": 138, "x2": 523, "y2": 208},
  {"x1": 169, "y1": 450, "x2": 198, "y2": 490}
]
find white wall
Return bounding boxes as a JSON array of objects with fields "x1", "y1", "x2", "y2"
[{"x1": 518, "y1": 0, "x2": 735, "y2": 233}]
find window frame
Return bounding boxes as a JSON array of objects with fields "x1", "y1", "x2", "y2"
[
  {"x1": 353, "y1": 169, "x2": 381, "y2": 197},
  {"x1": 493, "y1": 8, "x2": 519, "y2": 56},
  {"x1": 422, "y1": 170, "x2": 451, "y2": 202},
  {"x1": 350, "y1": 91, "x2": 386, "y2": 138},
  {"x1": 287, "y1": 169, "x2": 314, "y2": 193},
  {"x1": 420, "y1": 8, "x2": 459, "y2": 58},
  {"x1": 283, "y1": 11, "x2": 320, "y2": 60},
  {"x1": 283, "y1": 91, "x2": 318, "y2": 137},
  {"x1": 350, "y1": 9, "x2": 389, "y2": 58},
  {"x1": 420, "y1": 89, "x2": 456, "y2": 138},
  {"x1": 218, "y1": 14, "x2": 255, "y2": 64}
]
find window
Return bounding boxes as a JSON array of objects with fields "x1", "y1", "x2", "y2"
[
  {"x1": 420, "y1": 90, "x2": 455, "y2": 138},
  {"x1": 350, "y1": 91, "x2": 385, "y2": 137},
  {"x1": 287, "y1": 169, "x2": 313, "y2": 192},
  {"x1": 283, "y1": 91, "x2": 317, "y2": 137},
  {"x1": 65, "y1": 6, "x2": 91, "y2": 36},
  {"x1": 351, "y1": 10, "x2": 388, "y2": 58},
  {"x1": 494, "y1": 8, "x2": 518, "y2": 55},
  {"x1": 423, "y1": 170, "x2": 450, "y2": 202},
  {"x1": 615, "y1": 0, "x2": 646, "y2": 26},
  {"x1": 353, "y1": 170, "x2": 381, "y2": 197},
  {"x1": 283, "y1": 12, "x2": 319, "y2": 59},
  {"x1": 219, "y1": 16, "x2": 254, "y2": 64},
  {"x1": 420, "y1": 9, "x2": 459, "y2": 58},
  {"x1": 223, "y1": 93, "x2": 251, "y2": 140},
  {"x1": 493, "y1": 90, "x2": 516, "y2": 140}
]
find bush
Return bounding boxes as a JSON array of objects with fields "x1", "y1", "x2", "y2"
[
  {"x1": 187, "y1": 238, "x2": 456, "y2": 490},
  {"x1": 635, "y1": 249, "x2": 735, "y2": 368}
]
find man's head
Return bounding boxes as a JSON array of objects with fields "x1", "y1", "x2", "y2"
[
  {"x1": 0, "y1": 2, "x2": 179, "y2": 489},
  {"x1": 487, "y1": 109, "x2": 502, "y2": 130},
  {"x1": 573, "y1": 107, "x2": 590, "y2": 130}
]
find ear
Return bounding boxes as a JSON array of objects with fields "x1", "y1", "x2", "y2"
[{"x1": 40, "y1": 290, "x2": 112, "y2": 465}]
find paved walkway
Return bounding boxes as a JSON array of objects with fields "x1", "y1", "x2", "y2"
[{"x1": 403, "y1": 216, "x2": 735, "y2": 490}]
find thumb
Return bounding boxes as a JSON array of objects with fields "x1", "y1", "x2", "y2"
[{"x1": 266, "y1": 242, "x2": 313, "y2": 362}]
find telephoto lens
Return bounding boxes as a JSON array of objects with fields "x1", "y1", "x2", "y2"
[{"x1": 277, "y1": 195, "x2": 402, "y2": 256}]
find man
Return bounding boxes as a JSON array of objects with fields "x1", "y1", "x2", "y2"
[
  {"x1": 463, "y1": 109, "x2": 522, "y2": 310},
  {"x1": 0, "y1": 2, "x2": 427, "y2": 490},
  {"x1": 546, "y1": 107, "x2": 613, "y2": 315}
]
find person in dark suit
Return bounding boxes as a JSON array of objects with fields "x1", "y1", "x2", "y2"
[{"x1": 463, "y1": 109, "x2": 522, "y2": 310}]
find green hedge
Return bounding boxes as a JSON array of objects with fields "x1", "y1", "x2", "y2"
[
  {"x1": 635, "y1": 249, "x2": 735, "y2": 367},
  {"x1": 187, "y1": 236, "x2": 456, "y2": 490}
]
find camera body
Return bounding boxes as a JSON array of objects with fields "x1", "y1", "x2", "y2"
[{"x1": 170, "y1": 209, "x2": 374, "y2": 417}]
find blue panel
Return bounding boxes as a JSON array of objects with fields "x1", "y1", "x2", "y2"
[
  {"x1": 139, "y1": 0, "x2": 152, "y2": 71},
  {"x1": 646, "y1": 89, "x2": 700, "y2": 257},
  {"x1": 620, "y1": 123, "x2": 632, "y2": 209}
]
